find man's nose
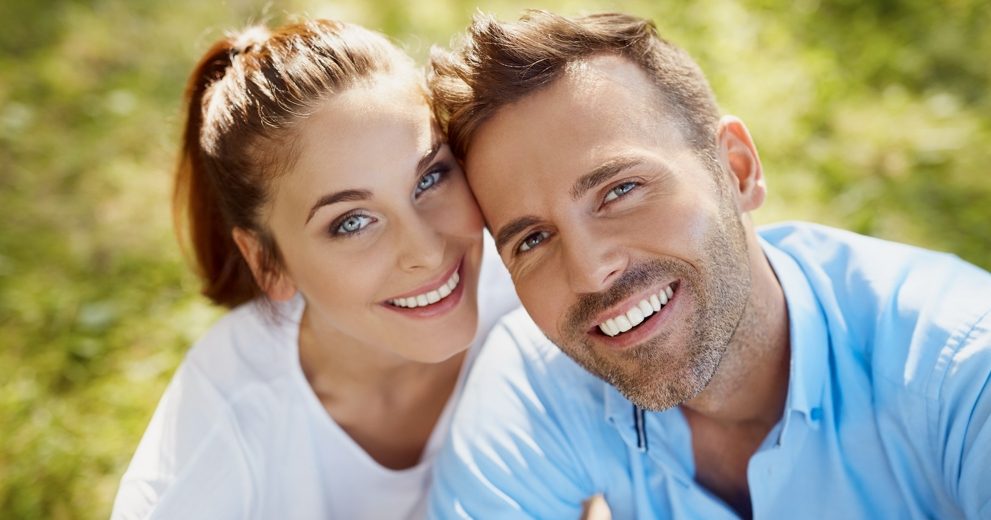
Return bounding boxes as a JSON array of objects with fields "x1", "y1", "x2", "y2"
[{"x1": 561, "y1": 226, "x2": 625, "y2": 294}]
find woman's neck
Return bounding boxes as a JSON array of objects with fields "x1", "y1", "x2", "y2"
[{"x1": 296, "y1": 304, "x2": 467, "y2": 470}]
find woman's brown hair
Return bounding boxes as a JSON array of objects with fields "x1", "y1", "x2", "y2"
[{"x1": 174, "y1": 19, "x2": 413, "y2": 308}]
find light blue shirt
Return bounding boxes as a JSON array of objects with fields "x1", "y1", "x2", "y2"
[{"x1": 429, "y1": 222, "x2": 991, "y2": 519}]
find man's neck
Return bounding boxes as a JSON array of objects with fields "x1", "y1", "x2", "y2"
[
  {"x1": 677, "y1": 240, "x2": 790, "y2": 519},
  {"x1": 683, "y1": 240, "x2": 791, "y2": 431}
]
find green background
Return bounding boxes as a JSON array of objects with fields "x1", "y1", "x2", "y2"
[{"x1": 1, "y1": 0, "x2": 988, "y2": 517}]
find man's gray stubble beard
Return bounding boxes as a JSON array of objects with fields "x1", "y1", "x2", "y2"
[{"x1": 551, "y1": 203, "x2": 752, "y2": 411}]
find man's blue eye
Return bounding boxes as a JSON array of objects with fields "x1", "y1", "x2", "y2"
[
  {"x1": 334, "y1": 214, "x2": 374, "y2": 235},
  {"x1": 415, "y1": 170, "x2": 443, "y2": 196},
  {"x1": 604, "y1": 182, "x2": 638, "y2": 203},
  {"x1": 518, "y1": 231, "x2": 550, "y2": 253}
]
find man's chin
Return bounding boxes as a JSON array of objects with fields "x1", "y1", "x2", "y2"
[
  {"x1": 617, "y1": 376, "x2": 709, "y2": 412},
  {"x1": 573, "y1": 344, "x2": 723, "y2": 412}
]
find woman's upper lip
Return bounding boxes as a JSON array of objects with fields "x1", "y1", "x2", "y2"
[{"x1": 385, "y1": 258, "x2": 462, "y2": 301}]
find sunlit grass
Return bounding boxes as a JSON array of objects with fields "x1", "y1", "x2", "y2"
[{"x1": 1, "y1": 0, "x2": 988, "y2": 517}]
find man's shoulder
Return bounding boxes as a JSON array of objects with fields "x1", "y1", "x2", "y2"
[
  {"x1": 434, "y1": 308, "x2": 623, "y2": 518},
  {"x1": 462, "y1": 306, "x2": 609, "y2": 431},
  {"x1": 473, "y1": 306, "x2": 604, "y2": 392},
  {"x1": 759, "y1": 221, "x2": 956, "y2": 270},
  {"x1": 761, "y1": 221, "x2": 991, "y2": 396},
  {"x1": 759, "y1": 221, "x2": 991, "y2": 316}
]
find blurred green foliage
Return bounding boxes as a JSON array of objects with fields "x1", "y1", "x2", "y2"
[{"x1": 1, "y1": 0, "x2": 988, "y2": 517}]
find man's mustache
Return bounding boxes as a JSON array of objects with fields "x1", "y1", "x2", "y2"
[{"x1": 563, "y1": 259, "x2": 681, "y2": 336}]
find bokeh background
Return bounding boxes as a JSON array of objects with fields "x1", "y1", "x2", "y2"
[{"x1": 1, "y1": 0, "x2": 988, "y2": 517}]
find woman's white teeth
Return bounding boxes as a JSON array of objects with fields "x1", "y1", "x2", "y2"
[
  {"x1": 389, "y1": 271, "x2": 460, "y2": 308},
  {"x1": 597, "y1": 284, "x2": 675, "y2": 337}
]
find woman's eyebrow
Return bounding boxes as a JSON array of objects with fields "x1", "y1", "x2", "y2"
[
  {"x1": 304, "y1": 140, "x2": 443, "y2": 225},
  {"x1": 305, "y1": 189, "x2": 372, "y2": 224},
  {"x1": 416, "y1": 140, "x2": 442, "y2": 174}
]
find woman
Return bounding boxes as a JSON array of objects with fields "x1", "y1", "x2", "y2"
[{"x1": 112, "y1": 19, "x2": 517, "y2": 519}]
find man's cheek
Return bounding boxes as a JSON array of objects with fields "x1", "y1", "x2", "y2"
[{"x1": 520, "y1": 290, "x2": 555, "y2": 330}]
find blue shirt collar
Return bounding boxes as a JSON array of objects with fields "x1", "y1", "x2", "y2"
[
  {"x1": 603, "y1": 238, "x2": 830, "y2": 432},
  {"x1": 762, "y1": 236, "x2": 830, "y2": 428}
]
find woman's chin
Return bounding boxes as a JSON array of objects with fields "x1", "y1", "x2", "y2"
[{"x1": 403, "y1": 321, "x2": 478, "y2": 364}]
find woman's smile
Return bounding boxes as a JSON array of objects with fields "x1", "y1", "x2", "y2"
[{"x1": 382, "y1": 258, "x2": 468, "y2": 318}]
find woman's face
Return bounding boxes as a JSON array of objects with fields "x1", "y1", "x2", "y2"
[{"x1": 261, "y1": 74, "x2": 484, "y2": 363}]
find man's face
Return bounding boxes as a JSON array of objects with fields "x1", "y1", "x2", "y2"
[{"x1": 465, "y1": 55, "x2": 754, "y2": 411}]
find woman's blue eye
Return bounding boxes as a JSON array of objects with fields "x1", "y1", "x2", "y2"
[
  {"x1": 414, "y1": 170, "x2": 443, "y2": 196},
  {"x1": 334, "y1": 214, "x2": 374, "y2": 235},
  {"x1": 603, "y1": 181, "x2": 638, "y2": 203},
  {"x1": 518, "y1": 231, "x2": 550, "y2": 253}
]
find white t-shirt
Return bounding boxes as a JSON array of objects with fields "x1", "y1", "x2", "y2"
[{"x1": 112, "y1": 237, "x2": 518, "y2": 520}]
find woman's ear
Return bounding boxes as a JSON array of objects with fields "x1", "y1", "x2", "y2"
[
  {"x1": 232, "y1": 227, "x2": 297, "y2": 301},
  {"x1": 716, "y1": 115, "x2": 766, "y2": 213}
]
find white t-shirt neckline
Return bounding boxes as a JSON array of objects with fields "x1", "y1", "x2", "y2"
[{"x1": 278, "y1": 294, "x2": 471, "y2": 479}]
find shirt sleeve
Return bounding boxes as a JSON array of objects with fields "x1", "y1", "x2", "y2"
[
  {"x1": 428, "y1": 319, "x2": 595, "y2": 519},
  {"x1": 934, "y1": 310, "x2": 991, "y2": 518},
  {"x1": 111, "y1": 360, "x2": 255, "y2": 520}
]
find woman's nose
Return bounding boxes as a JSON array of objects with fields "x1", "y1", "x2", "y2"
[{"x1": 396, "y1": 215, "x2": 446, "y2": 272}]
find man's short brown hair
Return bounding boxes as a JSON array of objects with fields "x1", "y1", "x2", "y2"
[{"x1": 430, "y1": 10, "x2": 722, "y2": 160}]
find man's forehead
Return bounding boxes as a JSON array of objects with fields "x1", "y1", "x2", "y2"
[
  {"x1": 466, "y1": 58, "x2": 670, "y2": 170},
  {"x1": 471, "y1": 56, "x2": 664, "y2": 143}
]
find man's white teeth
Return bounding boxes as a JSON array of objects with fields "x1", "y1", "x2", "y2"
[
  {"x1": 389, "y1": 271, "x2": 460, "y2": 308},
  {"x1": 615, "y1": 316, "x2": 632, "y2": 333},
  {"x1": 597, "y1": 284, "x2": 675, "y2": 337}
]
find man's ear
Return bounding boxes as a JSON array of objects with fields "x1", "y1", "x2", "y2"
[
  {"x1": 231, "y1": 227, "x2": 297, "y2": 301},
  {"x1": 716, "y1": 115, "x2": 766, "y2": 213}
]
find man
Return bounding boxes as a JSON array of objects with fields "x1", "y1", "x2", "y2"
[{"x1": 427, "y1": 11, "x2": 991, "y2": 519}]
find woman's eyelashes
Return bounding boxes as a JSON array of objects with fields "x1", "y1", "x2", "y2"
[
  {"x1": 327, "y1": 162, "x2": 455, "y2": 238},
  {"x1": 331, "y1": 213, "x2": 376, "y2": 237},
  {"x1": 414, "y1": 163, "x2": 452, "y2": 198}
]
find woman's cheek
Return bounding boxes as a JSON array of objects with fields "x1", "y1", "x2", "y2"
[
  {"x1": 457, "y1": 187, "x2": 485, "y2": 231},
  {"x1": 435, "y1": 189, "x2": 484, "y2": 236}
]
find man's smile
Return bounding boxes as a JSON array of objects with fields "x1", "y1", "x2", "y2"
[
  {"x1": 596, "y1": 282, "x2": 676, "y2": 337},
  {"x1": 585, "y1": 280, "x2": 682, "y2": 351}
]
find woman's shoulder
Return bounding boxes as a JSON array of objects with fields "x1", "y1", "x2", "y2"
[
  {"x1": 112, "y1": 298, "x2": 308, "y2": 518},
  {"x1": 183, "y1": 298, "x2": 303, "y2": 395}
]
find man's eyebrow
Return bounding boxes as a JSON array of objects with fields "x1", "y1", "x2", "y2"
[
  {"x1": 570, "y1": 156, "x2": 645, "y2": 201},
  {"x1": 305, "y1": 189, "x2": 372, "y2": 224},
  {"x1": 494, "y1": 215, "x2": 542, "y2": 254}
]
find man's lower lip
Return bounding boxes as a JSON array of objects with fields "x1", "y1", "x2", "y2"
[
  {"x1": 381, "y1": 264, "x2": 466, "y2": 319},
  {"x1": 590, "y1": 286, "x2": 678, "y2": 351}
]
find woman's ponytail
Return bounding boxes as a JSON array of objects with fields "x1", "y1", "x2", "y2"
[{"x1": 173, "y1": 38, "x2": 260, "y2": 308}]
